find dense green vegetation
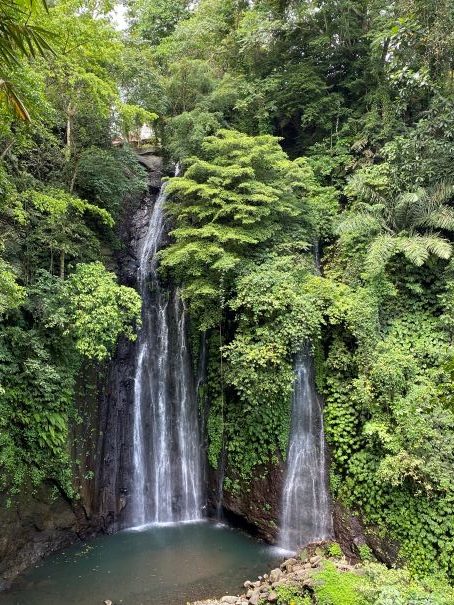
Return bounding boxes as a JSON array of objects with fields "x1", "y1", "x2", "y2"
[
  {"x1": 125, "y1": 0, "x2": 453, "y2": 583},
  {"x1": 275, "y1": 547, "x2": 454, "y2": 605},
  {"x1": 0, "y1": 0, "x2": 145, "y2": 497},
  {"x1": 1, "y1": 0, "x2": 454, "y2": 597}
]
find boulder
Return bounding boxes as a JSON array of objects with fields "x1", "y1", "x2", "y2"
[
  {"x1": 303, "y1": 577, "x2": 315, "y2": 589},
  {"x1": 293, "y1": 569, "x2": 311, "y2": 581},
  {"x1": 268, "y1": 592, "x2": 278, "y2": 603},
  {"x1": 272, "y1": 579, "x2": 290, "y2": 589},
  {"x1": 221, "y1": 597, "x2": 238, "y2": 604},
  {"x1": 281, "y1": 558, "x2": 298, "y2": 571},
  {"x1": 269, "y1": 568, "x2": 283, "y2": 583}
]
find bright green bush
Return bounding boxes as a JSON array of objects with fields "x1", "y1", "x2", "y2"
[
  {"x1": 275, "y1": 584, "x2": 311, "y2": 605},
  {"x1": 327, "y1": 543, "x2": 343, "y2": 558},
  {"x1": 314, "y1": 562, "x2": 366, "y2": 605}
]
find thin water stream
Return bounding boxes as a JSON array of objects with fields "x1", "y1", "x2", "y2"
[{"x1": 279, "y1": 350, "x2": 332, "y2": 551}]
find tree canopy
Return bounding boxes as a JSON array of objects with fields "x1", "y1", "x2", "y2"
[{"x1": 1, "y1": 0, "x2": 454, "y2": 593}]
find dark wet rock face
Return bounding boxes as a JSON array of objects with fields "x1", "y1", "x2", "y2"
[
  {"x1": 0, "y1": 484, "x2": 97, "y2": 590},
  {"x1": 94, "y1": 156, "x2": 165, "y2": 529},
  {"x1": 113, "y1": 155, "x2": 164, "y2": 287},
  {"x1": 214, "y1": 461, "x2": 285, "y2": 543},
  {"x1": 332, "y1": 501, "x2": 399, "y2": 566}
]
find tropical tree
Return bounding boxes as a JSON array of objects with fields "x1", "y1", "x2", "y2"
[
  {"x1": 160, "y1": 129, "x2": 310, "y2": 328},
  {"x1": 338, "y1": 179, "x2": 454, "y2": 276},
  {"x1": 0, "y1": 0, "x2": 53, "y2": 119}
]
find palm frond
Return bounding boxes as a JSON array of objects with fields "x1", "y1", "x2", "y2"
[
  {"x1": 0, "y1": 0, "x2": 53, "y2": 120},
  {"x1": 353, "y1": 178, "x2": 388, "y2": 208},
  {"x1": 422, "y1": 235, "x2": 452, "y2": 260},
  {"x1": 394, "y1": 191, "x2": 420, "y2": 230},
  {"x1": 336, "y1": 212, "x2": 382, "y2": 236},
  {"x1": 0, "y1": 19, "x2": 55, "y2": 67},
  {"x1": 428, "y1": 182, "x2": 454, "y2": 207},
  {"x1": 397, "y1": 235, "x2": 431, "y2": 266},
  {"x1": 0, "y1": 78, "x2": 30, "y2": 120},
  {"x1": 393, "y1": 183, "x2": 454, "y2": 232},
  {"x1": 424, "y1": 207, "x2": 454, "y2": 231},
  {"x1": 364, "y1": 234, "x2": 398, "y2": 276},
  {"x1": 398, "y1": 234, "x2": 452, "y2": 266}
]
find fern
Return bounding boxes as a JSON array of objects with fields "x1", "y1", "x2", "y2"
[{"x1": 340, "y1": 179, "x2": 454, "y2": 277}]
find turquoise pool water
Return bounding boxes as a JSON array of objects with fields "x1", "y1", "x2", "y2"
[{"x1": 1, "y1": 521, "x2": 279, "y2": 605}]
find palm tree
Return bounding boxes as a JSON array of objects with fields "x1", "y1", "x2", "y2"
[
  {"x1": 337, "y1": 178, "x2": 454, "y2": 276},
  {"x1": 0, "y1": 0, "x2": 54, "y2": 120}
]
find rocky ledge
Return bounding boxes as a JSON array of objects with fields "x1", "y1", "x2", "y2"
[{"x1": 190, "y1": 545, "x2": 359, "y2": 605}]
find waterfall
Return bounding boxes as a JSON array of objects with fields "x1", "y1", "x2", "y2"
[
  {"x1": 279, "y1": 349, "x2": 332, "y2": 551},
  {"x1": 131, "y1": 182, "x2": 203, "y2": 526}
]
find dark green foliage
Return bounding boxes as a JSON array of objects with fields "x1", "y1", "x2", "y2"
[
  {"x1": 145, "y1": 0, "x2": 454, "y2": 586},
  {"x1": 74, "y1": 146, "x2": 147, "y2": 216},
  {"x1": 0, "y1": 0, "x2": 146, "y2": 498},
  {"x1": 2, "y1": 0, "x2": 454, "y2": 593}
]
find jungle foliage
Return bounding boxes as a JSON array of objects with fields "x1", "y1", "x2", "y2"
[
  {"x1": 1, "y1": 0, "x2": 454, "y2": 592},
  {"x1": 121, "y1": 0, "x2": 454, "y2": 583},
  {"x1": 0, "y1": 0, "x2": 145, "y2": 497}
]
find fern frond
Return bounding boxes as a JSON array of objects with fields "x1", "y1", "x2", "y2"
[
  {"x1": 398, "y1": 235, "x2": 452, "y2": 266},
  {"x1": 424, "y1": 207, "x2": 454, "y2": 231},
  {"x1": 428, "y1": 182, "x2": 454, "y2": 207},
  {"x1": 422, "y1": 235, "x2": 452, "y2": 260},
  {"x1": 354, "y1": 179, "x2": 387, "y2": 207},
  {"x1": 397, "y1": 236, "x2": 430, "y2": 266},
  {"x1": 365, "y1": 234, "x2": 398, "y2": 276},
  {"x1": 336, "y1": 212, "x2": 382, "y2": 236}
]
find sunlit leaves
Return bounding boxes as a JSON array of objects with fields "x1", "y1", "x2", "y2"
[
  {"x1": 161, "y1": 128, "x2": 311, "y2": 328},
  {"x1": 60, "y1": 262, "x2": 141, "y2": 360}
]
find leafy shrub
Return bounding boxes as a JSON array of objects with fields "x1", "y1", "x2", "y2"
[
  {"x1": 361, "y1": 563, "x2": 454, "y2": 605},
  {"x1": 327, "y1": 543, "x2": 343, "y2": 558},
  {"x1": 275, "y1": 584, "x2": 311, "y2": 605},
  {"x1": 314, "y1": 562, "x2": 366, "y2": 605}
]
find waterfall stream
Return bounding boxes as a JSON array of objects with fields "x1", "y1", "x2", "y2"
[
  {"x1": 131, "y1": 182, "x2": 203, "y2": 526},
  {"x1": 279, "y1": 350, "x2": 332, "y2": 551}
]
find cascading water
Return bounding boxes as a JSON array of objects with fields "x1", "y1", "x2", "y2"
[
  {"x1": 279, "y1": 349, "x2": 332, "y2": 551},
  {"x1": 131, "y1": 182, "x2": 203, "y2": 526}
]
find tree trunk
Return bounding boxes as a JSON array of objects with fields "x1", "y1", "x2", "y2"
[
  {"x1": 65, "y1": 102, "x2": 76, "y2": 161},
  {"x1": 0, "y1": 140, "x2": 14, "y2": 160},
  {"x1": 60, "y1": 250, "x2": 65, "y2": 280},
  {"x1": 69, "y1": 158, "x2": 80, "y2": 194}
]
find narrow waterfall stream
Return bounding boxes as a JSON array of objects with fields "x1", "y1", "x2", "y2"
[
  {"x1": 131, "y1": 182, "x2": 203, "y2": 526},
  {"x1": 279, "y1": 350, "x2": 332, "y2": 551}
]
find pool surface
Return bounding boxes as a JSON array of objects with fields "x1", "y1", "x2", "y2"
[{"x1": 1, "y1": 521, "x2": 280, "y2": 605}]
